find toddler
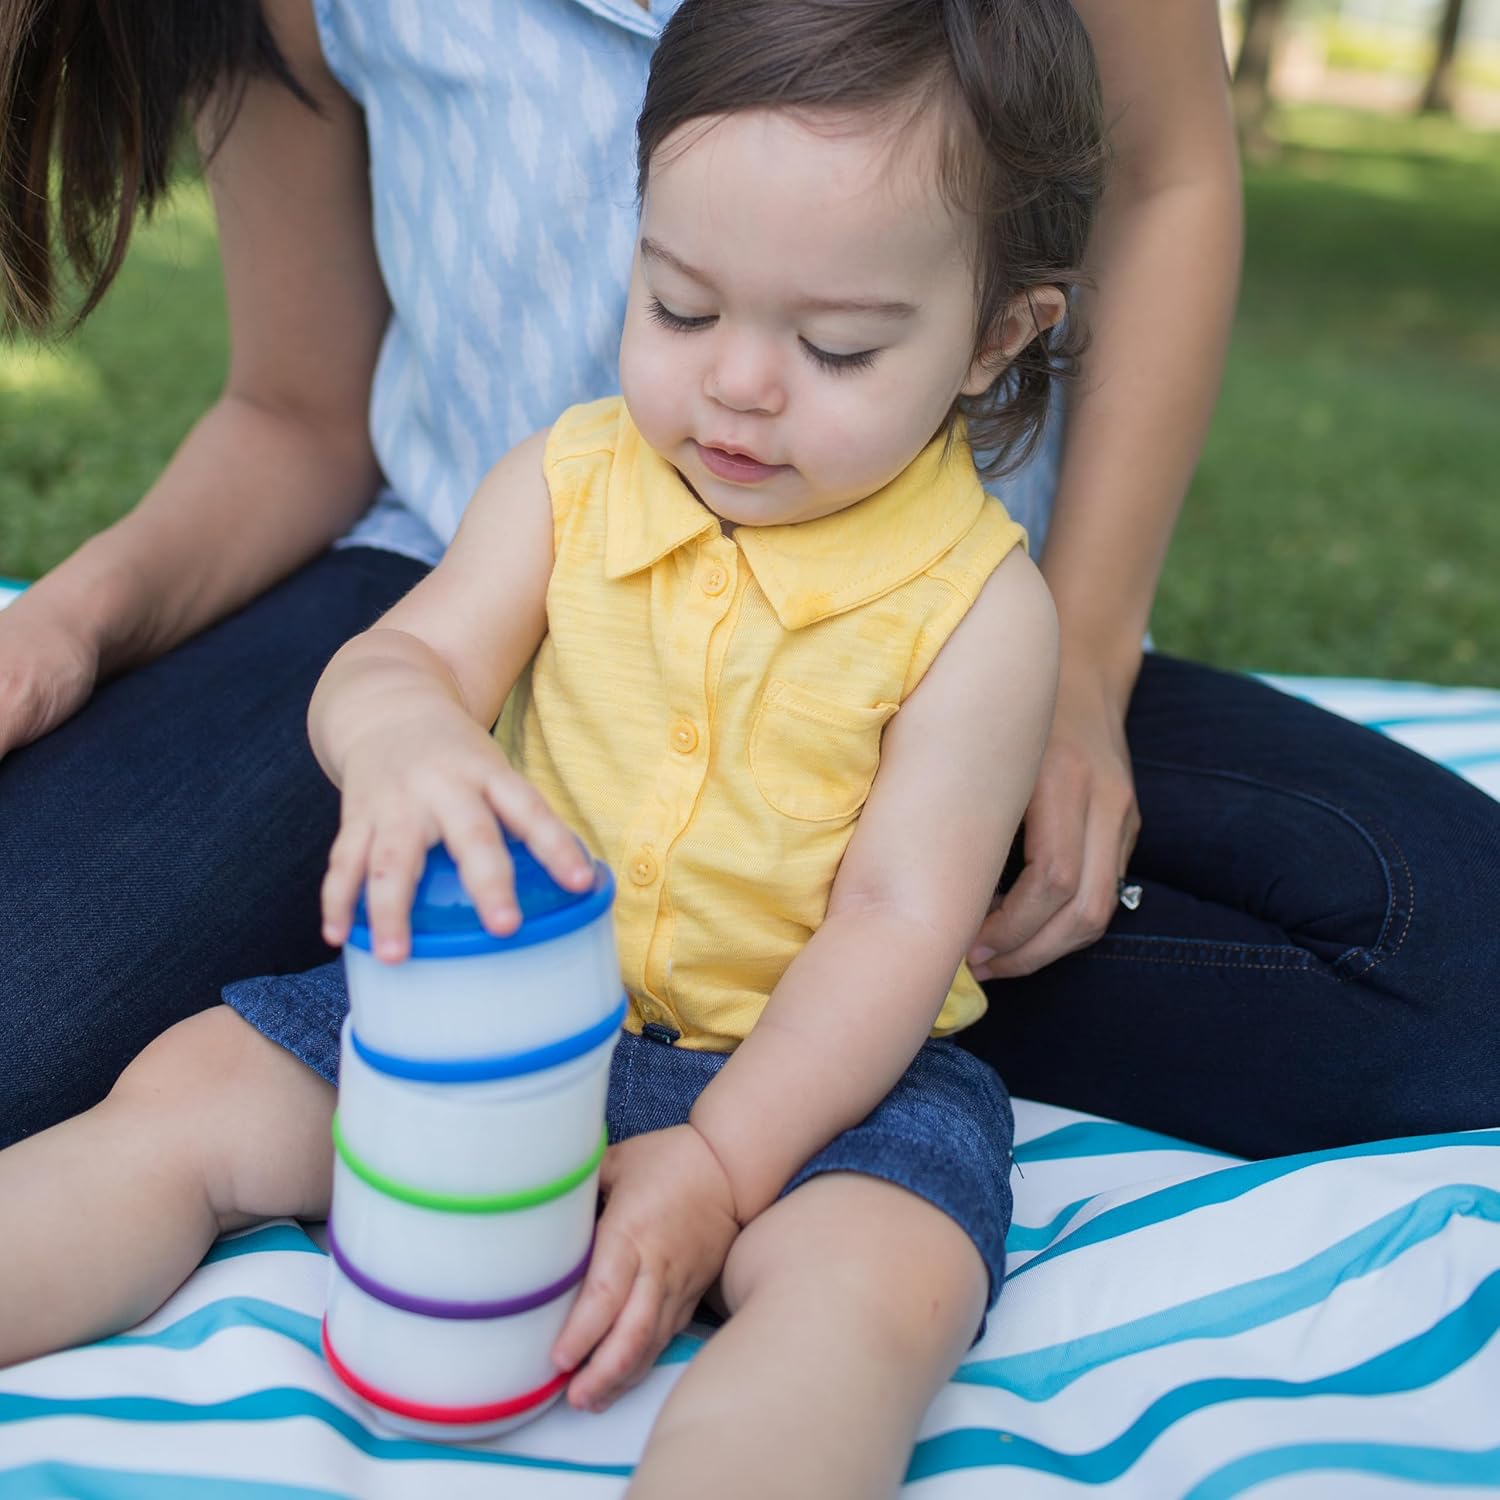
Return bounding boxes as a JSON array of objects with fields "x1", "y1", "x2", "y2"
[{"x1": 0, "y1": 1, "x2": 1105, "y2": 1494}]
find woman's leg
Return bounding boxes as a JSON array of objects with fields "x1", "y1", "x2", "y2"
[
  {"x1": 0, "y1": 1005, "x2": 334, "y2": 1367},
  {"x1": 963, "y1": 654, "x2": 1500, "y2": 1158},
  {"x1": 0, "y1": 546, "x2": 426, "y2": 1147},
  {"x1": 628, "y1": 1174, "x2": 987, "y2": 1500}
]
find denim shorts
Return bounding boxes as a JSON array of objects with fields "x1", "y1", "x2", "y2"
[{"x1": 223, "y1": 960, "x2": 1014, "y2": 1309}]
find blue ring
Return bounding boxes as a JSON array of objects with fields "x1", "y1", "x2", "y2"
[
  {"x1": 349, "y1": 996, "x2": 628, "y2": 1083},
  {"x1": 346, "y1": 864, "x2": 614, "y2": 957}
]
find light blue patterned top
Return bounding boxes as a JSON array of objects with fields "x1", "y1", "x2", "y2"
[{"x1": 311, "y1": 0, "x2": 1059, "y2": 567}]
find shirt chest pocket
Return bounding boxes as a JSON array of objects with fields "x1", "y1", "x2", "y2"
[{"x1": 748, "y1": 679, "x2": 899, "y2": 823}]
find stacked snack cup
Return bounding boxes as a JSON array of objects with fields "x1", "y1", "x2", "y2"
[{"x1": 322, "y1": 835, "x2": 622, "y2": 1439}]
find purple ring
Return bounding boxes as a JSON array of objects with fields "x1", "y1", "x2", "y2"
[{"x1": 327, "y1": 1221, "x2": 594, "y2": 1319}]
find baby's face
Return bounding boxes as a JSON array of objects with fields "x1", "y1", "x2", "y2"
[{"x1": 620, "y1": 106, "x2": 993, "y2": 529}]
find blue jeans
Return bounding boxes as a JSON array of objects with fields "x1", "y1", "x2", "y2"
[
  {"x1": 0, "y1": 547, "x2": 427, "y2": 1146},
  {"x1": 2, "y1": 551, "x2": 1497, "y2": 1157},
  {"x1": 961, "y1": 655, "x2": 1500, "y2": 1159}
]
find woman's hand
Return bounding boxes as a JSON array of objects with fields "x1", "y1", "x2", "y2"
[
  {"x1": 318, "y1": 705, "x2": 594, "y2": 962},
  {"x1": 0, "y1": 602, "x2": 101, "y2": 763},
  {"x1": 967, "y1": 661, "x2": 1140, "y2": 981},
  {"x1": 551, "y1": 1124, "x2": 741, "y2": 1413}
]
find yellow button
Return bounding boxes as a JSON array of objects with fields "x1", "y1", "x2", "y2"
[
  {"x1": 701, "y1": 564, "x2": 728, "y2": 597},
  {"x1": 670, "y1": 719, "x2": 699, "y2": 755},
  {"x1": 628, "y1": 849, "x2": 659, "y2": 886}
]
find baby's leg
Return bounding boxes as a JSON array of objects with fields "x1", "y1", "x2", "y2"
[
  {"x1": 0, "y1": 1006, "x2": 334, "y2": 1367},
  {"x1": 628, "y1": 1173, "x2": 988, "y2": 1500}
]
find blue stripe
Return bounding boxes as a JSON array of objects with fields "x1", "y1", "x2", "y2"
[
  {"x1": 7, "y1": 1271, "x2": 1490, "y2": 1492},
  {"x1": 1363, "y1": 707, "x2": 1500, "y2": 732},
  {"x1": 8, "y1": 1272, "x2": 1488, "y2": 1494},
  {"x1": 0, "y1": 1389, "x2": 632, "y2": 1478},
  {"x1": 350, "y1": 996, "x2": 625, "y2": 1082},
  {"x1": 92, "y1": 1296, "x2": 704, "y2": 1374},
  {"x1": 1007, "y1": 1129, "x2": 1500, "y2": 1282},
  {"x1": 1260, "y1": 674, "x2": 1451, "y2": 699},
  {"x1": 1185, "y1": 1440, "x2": 1500, "y2": 1499},
  {"x1": 657, "y1": 1332, "x2": 703, "y2": 1365},
  {"x1": 904, "y1": 1270, "x2": 1500, "y2": 1484},
  {"x1": 202, "y1": 1224, "x2": 325, "y2": 1264},
  {"x1": 0, "y1": 1465, "x2": 351, "y2": 1500},
  {"x1": 1004, "y1": 1195, "x2": 1095, "y2": 1254},
  {"x1": 962, "y1": 1183, "x2": 1500, "y2": 1399},
  {"x1": 6, "y1": 1251, "x2": 1496, "y2": 1490},
  {"x1": 102, "y1": 1299, "x2": 322, "y2": 1355},
  {"x1": 1445, "y1": 749, "x2": 1500, "y2": 772},
  {"x1": 1014, "y1": 1119, "x2": 1235, "y2": 1164}
]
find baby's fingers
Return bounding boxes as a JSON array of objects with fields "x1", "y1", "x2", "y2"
[
  {"x1": 435, "y1": 800, "x2": 520, "y2": 936},
  {"x1": 552, "y1": 1236, "x2": 637, "y2": 1380},
  {"x1": 564, "y1": 1270, "x2": 665, "y2": 1414},
  {"x1": 321, "y1": 821, "x2": 374, "y2": 947},
  {"x1": 484, "y1": 773, "x2": 594, "y2": 895},
  {"x1": 362, "y1": 819, "x2": 431, "y2": 963}
]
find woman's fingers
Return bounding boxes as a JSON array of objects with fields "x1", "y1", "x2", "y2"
[
  {"x1": 979, "y1": 794, "x2": 1124, "y2": 979},
  {"x1": 968, "y1": 754, "x2": 1089, "y2": 974},
  {"x1": 0, "y1": 609, "x2": 99, "y2": 762}
]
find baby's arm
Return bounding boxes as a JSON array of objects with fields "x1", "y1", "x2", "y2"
[
  {"x1": 311, "y1": 429, "x2": 592, "y2": 961},
  {"x1": 554, "y1": 548, "x2": 1057, "y2": 1410},
  {"x1": 691, "y1": 547, "x2": 1059, "y2": 1220}
]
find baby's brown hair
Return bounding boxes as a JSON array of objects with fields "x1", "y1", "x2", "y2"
[{"x1": 636, "y1": 0, "x2": 1108, "y2": 476}]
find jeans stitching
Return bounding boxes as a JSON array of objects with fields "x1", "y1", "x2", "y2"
[{"x1": 1129, "y1": 758, "x2": 1416, "y2": 981}]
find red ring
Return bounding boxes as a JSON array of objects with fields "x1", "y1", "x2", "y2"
[{"x1": 322, "y1": 1319, "x2": 571, "y2": 1424}]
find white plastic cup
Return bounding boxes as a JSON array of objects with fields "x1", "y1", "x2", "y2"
[
  {"x1": 326, "y1": 832, "x2": 619, "y2": 1438},
  {"x1": 323, "y1": 1263, "x2": 577, "y2": 1440},
  {"x1": 334, "y1": 1020, "x2": 615, "y2": 1198},
  {"x1": 343, "y1": 908, "x2": 620, "y2": 1063},
  {"x1": 328, "y1": 1152, "x2": 600, "y2": 1305}
]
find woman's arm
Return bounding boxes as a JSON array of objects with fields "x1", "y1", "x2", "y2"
[
  {"x1": 0, "y1": 0, "x2": 387, "y2": 755},
  {"x1": 970, "y1": 0, "x2": 1243, "y2": 979}
]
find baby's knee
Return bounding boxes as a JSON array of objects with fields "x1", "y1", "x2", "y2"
[
  {"x1": 106, "y1": 1006, "x2": 334, "y2": 1228},
  {"x1": 725, "y1": 1175, "x2": 987, "y2": 1363}
]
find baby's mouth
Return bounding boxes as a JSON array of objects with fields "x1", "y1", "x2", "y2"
[{"x1": 693, "y1": 442, "x2": 789, "y2": 485}]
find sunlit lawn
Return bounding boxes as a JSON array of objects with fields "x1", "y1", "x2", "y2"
[
  {"x1": 1, "y1": 105, "x2": 1496, "y2": 685},
  {"x1": 1152, "y1": 106, "x2": 1499, "y2": 686}
]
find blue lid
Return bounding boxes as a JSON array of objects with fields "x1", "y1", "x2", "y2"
[{"x1": 347, "y1": 836, "x2": 614, "y2": 958}]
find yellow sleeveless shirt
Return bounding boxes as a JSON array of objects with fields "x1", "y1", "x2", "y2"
[{"x1": 499, "y1": 398, "x2": 1025, "y2": 1051}]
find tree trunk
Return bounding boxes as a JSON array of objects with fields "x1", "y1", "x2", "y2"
[
  {"x1": 1419, "y1": 0, "x2": 1466, "y2": 115},
  {"x1": 1232, "y1": 0, "x2": 1289, "y2": 148}
]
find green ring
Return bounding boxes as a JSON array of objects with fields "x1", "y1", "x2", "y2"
[{"x1": 331, "y1": 1112, "x2": 606, "y2": 1214}]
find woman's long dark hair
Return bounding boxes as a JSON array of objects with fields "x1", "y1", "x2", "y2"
[{"x1": 0, "y1": 0, "x2": 307, "y2": 334}]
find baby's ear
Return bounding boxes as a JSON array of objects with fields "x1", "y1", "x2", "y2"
[{"x1": 960, "y1": 286, "x2": 1068, "y2": 397}]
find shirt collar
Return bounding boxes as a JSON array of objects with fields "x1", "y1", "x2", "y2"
[{"x1": 603, "y1": 402, "x2": 992, "y2": 630}]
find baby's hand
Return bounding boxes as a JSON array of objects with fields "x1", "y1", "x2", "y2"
[
  {"x1": 319, "y1": 706, "x2": 593, "y2": 962},
  {"x1": 551, "y1": 1124, "x2": 741, "y2": 1412}
]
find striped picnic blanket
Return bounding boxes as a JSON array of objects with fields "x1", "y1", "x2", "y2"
[{"x1": 1, "y1": 576, "x2": 1498, "y2": 1496}]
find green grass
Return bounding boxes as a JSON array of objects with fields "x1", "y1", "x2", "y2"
[
  {"x1": 1151, "y1": 106, "x2": 1499, "y2": 687},
  {"x1": 1, "y1": 105, "x2": 1496, "y2": 686},
  {"x1": 0, "y1": 185, "x2": 225, "y2": 574}
]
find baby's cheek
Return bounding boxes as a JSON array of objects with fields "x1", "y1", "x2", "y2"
[{"x1": 619, "y1": 340, "x2": 685, "y2": 447}]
